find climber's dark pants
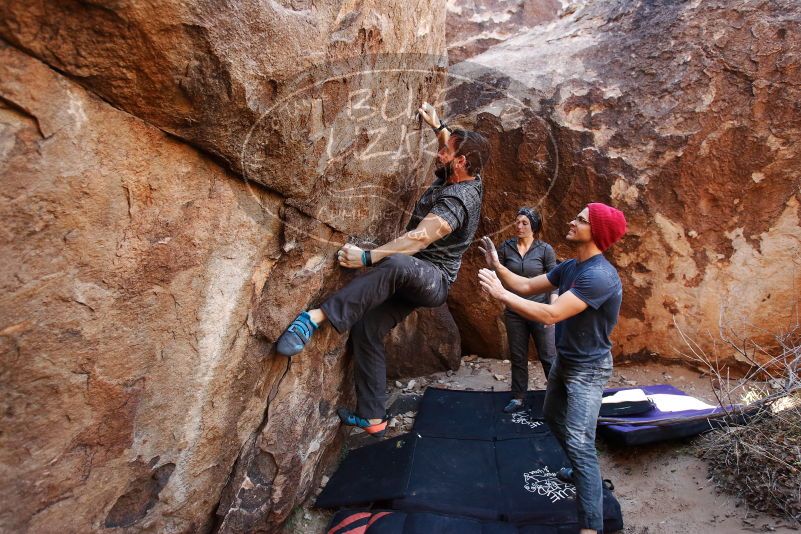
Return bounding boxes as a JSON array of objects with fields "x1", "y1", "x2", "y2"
[{"x1": 320, "y1": 254, "x2": 449, "y2": 419}]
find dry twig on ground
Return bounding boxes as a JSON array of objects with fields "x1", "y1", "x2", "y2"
[{"x1": 674, "y1": 311, "x2": 801, "y2": 525}]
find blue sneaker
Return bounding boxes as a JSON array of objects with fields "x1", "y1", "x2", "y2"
[
  {"x1": 276, "y1": 311, "x2": 318, "y2": 356},
  {"x1": 337, "y1": 407, "x2": 388, "y2": 438},
  {"x1": 556, "y1": 467, "x2": 614, "y2": 490},
  {"x1": 556, "y1": 467, "x2": 574, "y2": 483},
  {"x1": 503, "y1": 398, "x2": 525, "y2": 413}
]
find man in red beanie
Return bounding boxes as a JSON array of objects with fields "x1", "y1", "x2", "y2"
[{"x1": 478, "y1": 202, "x2": 626, "y2": 534}]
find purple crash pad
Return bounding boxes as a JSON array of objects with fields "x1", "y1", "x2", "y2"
[{"x1": 597, "y1": 384, "x2": 736, "y2": 445}]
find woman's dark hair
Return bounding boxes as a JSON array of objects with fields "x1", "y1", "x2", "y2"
[
  {"x1": 517, "y1": 207, "x2": 541, "y2": 233},
  {"x1": 451, "y1": 128, "x2": 490, "y2": 176}
]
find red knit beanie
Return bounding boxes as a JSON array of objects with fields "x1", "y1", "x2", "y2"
[{"x1": 587, "y1": 203, "x2": 627, "y2": 251}]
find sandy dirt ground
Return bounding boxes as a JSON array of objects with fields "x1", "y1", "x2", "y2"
[{"x1": 282, "y1": 358, "x2": 799, "y2": 534}]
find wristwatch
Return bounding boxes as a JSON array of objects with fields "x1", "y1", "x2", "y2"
[
  {"x1": 433, "y1": 121, "x2": 451, "y2": 133},
  {"x1": 361, "y1": 250, "x2": 373, "y2": 267}
]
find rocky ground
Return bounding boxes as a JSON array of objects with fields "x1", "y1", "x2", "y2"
[{"x1": 282, "y1": 358, "x2": 799, "y2": 534}]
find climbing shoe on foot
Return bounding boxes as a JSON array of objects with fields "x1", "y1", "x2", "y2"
[
  {"x1": 337, "y1": 407, "x2": 388, "y2": 438},
  {"x1": 503, "y1": 398, "x2": 525, "y2": 413},
  {"x1": 276, "y1": 311, "x2": 318, "y2": 356}
]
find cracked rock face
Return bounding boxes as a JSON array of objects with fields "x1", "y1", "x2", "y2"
[
  {"x1": 0, "y1": 0, "x2": 447, "y2": 237},
  {"x1": 386, "y1": 304, "x2": 462, "y2": 379},
  {"x1": 0, "y1": 43, "x2": 284, "y2": 532},
  {"x1": 446, "y1": 0, "x2": 562, "y2": 64},
  {"x1": 447, "y1": 0, "x2": 801, "y2": 363},
  {"x1": 0, "y1": 0, "x2": 453, "y2": 532}
]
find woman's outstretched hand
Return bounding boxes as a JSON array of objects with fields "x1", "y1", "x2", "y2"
[{"x1": 478, "y1": 236, "x2": 500, "y2": 269}]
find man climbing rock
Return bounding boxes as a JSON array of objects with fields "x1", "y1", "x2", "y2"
[
  {"x1": 276, "y1": 102, "x2": 489, "y2": 438},
  {"x1": 477, "y1": 203, "x2": 626, "y2": 534}
]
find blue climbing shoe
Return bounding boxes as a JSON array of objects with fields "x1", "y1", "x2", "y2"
[
  {"x1": 276, "y1": 311, "x2": 318, "y2": 356},
  {"x1": 337, "y1": 407, "x2": 388, "y2": 438}
]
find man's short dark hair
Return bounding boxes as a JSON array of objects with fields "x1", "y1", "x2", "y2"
[{"x1": 451, "y1": 128, "x2": 490, "y2": 176}]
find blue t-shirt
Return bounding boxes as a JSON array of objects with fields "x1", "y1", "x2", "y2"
[{"x1": 546, "y1": 254, "x2": 622, "y2": 364}]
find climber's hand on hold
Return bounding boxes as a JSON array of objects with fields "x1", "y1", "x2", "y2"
[
  {"x1": 417, "y1": 101, "x2": 439, "y2": 129},
  {"x1": 478, "y1": 236, "x2": 500, "y2": 270},
  {"x1": 337, "y1": 243, "x2": 364, "y2": 269}
]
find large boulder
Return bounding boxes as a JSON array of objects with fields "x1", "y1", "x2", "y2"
[
  {"x1": 216, "y1": 207, "x2": 353, "y2": 532},
  {"x1": 386, "y1": 304, "x2": 462, "y2": 380},
  {"x1": 446, "y1": 0, "x2": 801, "y2": 364},
  {"x1": 0, "y1": 0, "x2": 447, "y2": 236},
  {"x1": 0, "y1": 0, "x2": 457, "y2": 531},
  {"x1": 446, "y1": 0, "x2": 561, "y2": 63},
  {"x1": 0, "y1": 43, "x2": 284, "y2": 532}
]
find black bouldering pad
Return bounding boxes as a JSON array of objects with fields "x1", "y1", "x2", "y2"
[
  {"x1": 315, "y1": 435, "x2": 415, "y2": 509},
  {"x1": 393, "y1": 436, "x2": 502, "y2": 520},
  {"x1": 317, "y1": 388, "x2": 623, "y2": 533},
  {"x1": 411, "y1": 388, "x2": 549, "y2": 441}
]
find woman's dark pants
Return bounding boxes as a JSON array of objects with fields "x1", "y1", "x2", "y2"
[{"x1": 504, "y1": 311, "x2": 557, "y2": 397}]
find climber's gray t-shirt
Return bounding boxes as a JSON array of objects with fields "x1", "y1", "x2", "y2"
[{"x1": 406, "y1": 168, "x2": 483, "y2": 284}]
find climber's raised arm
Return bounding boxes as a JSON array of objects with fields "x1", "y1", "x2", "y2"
[{"x1": 418, "y1": 101, "x2": 450, "y2": 150}]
